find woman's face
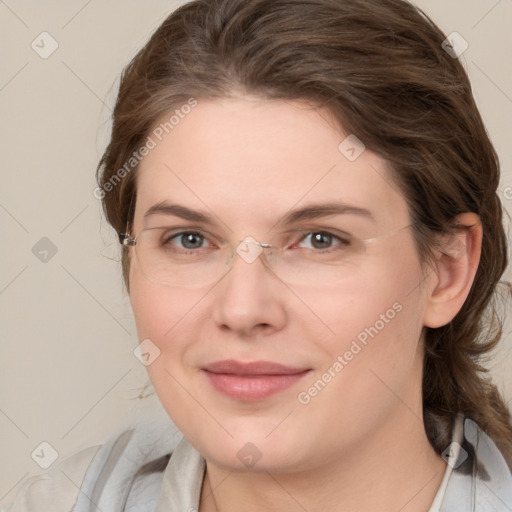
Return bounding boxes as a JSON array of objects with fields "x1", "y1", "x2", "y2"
[{"x1": 129, "y1": 96, "x2": 435, "y2": 472}]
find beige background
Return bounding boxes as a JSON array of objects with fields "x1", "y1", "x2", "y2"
[{"x1": 1, "y1": 0, "x2": 511, "y2": 506}]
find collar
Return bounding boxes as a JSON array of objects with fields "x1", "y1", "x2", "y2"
[
  {"x1": 155, "y1": 414, "x2": 512, "y2": 512},
  {"x1": 436, "y1": 414, "x2": 512, "y2": 511},
  {"x1": 155, "y1": 435, "x2": 205, "y2": 512}
]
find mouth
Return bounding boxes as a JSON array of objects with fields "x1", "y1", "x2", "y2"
[{"x1": 201, "y1": 360, "x2": 311, "y2": 401}]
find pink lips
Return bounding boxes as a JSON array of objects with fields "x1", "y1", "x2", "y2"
[{"x1": 202, "y1": 360, "x2": 310, "y2": 401}]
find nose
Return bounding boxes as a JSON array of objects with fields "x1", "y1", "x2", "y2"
[{"x1": 211, "y1": 239, "x2": 287, "y2": 337}]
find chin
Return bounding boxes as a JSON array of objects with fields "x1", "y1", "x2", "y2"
[{"x1": 190, "y1": 422, "x2": 309, "y2": 473}]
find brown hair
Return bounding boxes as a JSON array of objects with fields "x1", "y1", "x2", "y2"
[{"x1": 97, "y1": 0, "x2": 512, "y2": 468}]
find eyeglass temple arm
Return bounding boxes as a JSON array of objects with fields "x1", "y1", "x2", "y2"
[{"x1": 119, "y1": 233, "x2": 135, "y2": 246}]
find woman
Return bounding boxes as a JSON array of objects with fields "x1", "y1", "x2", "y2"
[{"x1": 8, "y1": 0, "x2": 512, "y2": 510}]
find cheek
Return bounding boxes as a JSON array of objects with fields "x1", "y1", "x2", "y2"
[
  {"x1": 128, "y1": 270, "x2": 204, "y2": 428},
  {"x1": 128, "y1": 260, "x2": 201, "y2": 339},
  {"x1": 293, "y1": 254, "x2": 426, "y2": 435},
  {"x1": 129, "y1": 276, "x2": 168, "y2": 340},
  {"x1": 306, "y1": 247, "x2": 426, "y2": 367},
  {"x1": 128, "y1": 263, "x2": 220, "y2": 376},
  {"x1": 128, "y1": 268, "x2": 198, "y2": 374}
]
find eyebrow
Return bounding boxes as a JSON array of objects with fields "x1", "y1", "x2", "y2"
[
  {"x1": 144, "y1": 202, "x2": 214, "y2": 224},
  {"x1": 279, "y1": 203, "x2": 374, "y2": 225},
  {"x1": 143, "y1": 201, "x2": 375, "y2": 226}
]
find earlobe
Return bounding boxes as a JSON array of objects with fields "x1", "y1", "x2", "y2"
[{"x1": 422, "y1": 213, "x2": 482, "y2": 329}]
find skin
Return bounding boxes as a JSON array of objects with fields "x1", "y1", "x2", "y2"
[{"x1": 128, "y1": 95, "x2": 482, "y2": 512}]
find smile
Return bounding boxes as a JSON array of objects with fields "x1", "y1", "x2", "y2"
[{"x1": 202, "y1": 360, "x2": 311, "y2": 401}]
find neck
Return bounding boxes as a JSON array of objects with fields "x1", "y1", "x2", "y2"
[{"x1": 198, "y1": 410, "x2": 447, "y2": 512}]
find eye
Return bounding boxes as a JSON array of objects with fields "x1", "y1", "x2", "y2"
[
  {"x1": 165, "y1": 231, "x2": 209, "y2": 250},
  {"x1": 297, "y1": 231, "x2": 349, "y2": 250}
]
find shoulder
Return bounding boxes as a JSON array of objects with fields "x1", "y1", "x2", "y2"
[
  {"x1": 5, "y1": 445, "x2": 101, "y2": 512},
  {"x1": 438, "y1": 415, "x2": 512, "y2": 511},
  {"x1": 5, "y1": 414, "x2": 181, "y2": 512}
]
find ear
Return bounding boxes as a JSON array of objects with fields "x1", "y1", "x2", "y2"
[{"x1": 422, "y1": 213, "x2": 482, "y2": 328}]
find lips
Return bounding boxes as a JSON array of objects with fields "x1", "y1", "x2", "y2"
[
  {"x1": 202, "y1": 359, "x2": 311, "y2": 401},
  {"x1": 203, "y1": 360, "x2": 309, "y2": 376}
]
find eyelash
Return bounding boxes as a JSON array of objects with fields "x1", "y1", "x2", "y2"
[
  {"x1": 163, "y1": 231, "x2": 213, "y2": 252},
  {"x1": 295, "y1": 231, "x2": 350, "y2": 251}
]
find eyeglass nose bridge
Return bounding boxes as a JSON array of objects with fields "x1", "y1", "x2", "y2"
[{"x1": 235, "y1": 236, "x2": 273, "y2": 265}]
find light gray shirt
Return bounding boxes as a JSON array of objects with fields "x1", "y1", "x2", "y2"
[{"x1": 7, "y1": 414, "x2": 512, "y2": 511}]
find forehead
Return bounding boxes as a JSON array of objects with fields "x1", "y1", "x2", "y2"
[{"x1": 134, "y1": 97, "x2": 410, "y2": 230}]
